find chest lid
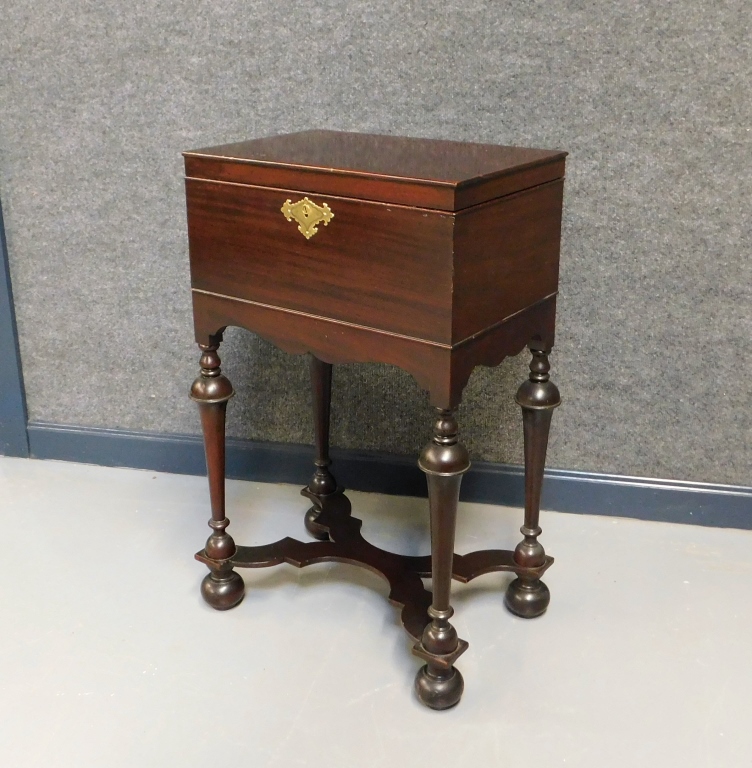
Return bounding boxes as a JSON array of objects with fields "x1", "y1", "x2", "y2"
[{"x1": 183, "y1": 130, "x2": 566, "y2": 212}]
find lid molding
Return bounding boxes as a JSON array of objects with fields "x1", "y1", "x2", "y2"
[{"x1": 184, "y1": 130, "x2": 567, "y2": 212}]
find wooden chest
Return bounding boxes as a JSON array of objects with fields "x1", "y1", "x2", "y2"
[
  {"x1": 184, "y1": 130, "x2": 566, "y2": 408},
  {"x1": 184, "y1": 131, "x2": 566, "y2": 709}
]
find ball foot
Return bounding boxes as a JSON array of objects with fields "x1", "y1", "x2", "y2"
[
  {"x1": 414, "y1": 665, "x2": 464, "y2": 710},
  {"x1": 201, "y1": 569, "x2": 245, "y2": 610},
  {"x1": 504, "y1": 577, "x2": 550, "y2": 618},
  {"x1": 304, "y1": 506, "x2": 330, "y2": 541}
]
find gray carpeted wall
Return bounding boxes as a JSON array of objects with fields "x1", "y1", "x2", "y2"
[{"x1": 1, "y1": 1, "x2": 750, "y2": 485}]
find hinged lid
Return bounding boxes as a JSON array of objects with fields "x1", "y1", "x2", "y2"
[{"x1": 184, "y1": 130, "x2": 566, "y2": 212}]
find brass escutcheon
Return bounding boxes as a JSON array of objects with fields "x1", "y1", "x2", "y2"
[{"x1": 281, "y1": 197, "x2": 334, "y2": 239}]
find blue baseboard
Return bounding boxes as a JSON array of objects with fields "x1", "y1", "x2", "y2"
[
  {"x1": 26, "y1": 421, "x2": 752, "y2": 530},
  {"x1": 0, "y1": 198, "x2": 28, "y2": 457}
]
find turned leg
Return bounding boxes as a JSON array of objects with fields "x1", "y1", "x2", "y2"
[
  {"x1": 505, "y1": 343, "x2": 561, "y2": 618},
  {"x1": 190, "y1": 338, "x2": 245, "y2": 610},
  {"x1": 413, "y1": 409, "x2": 470, "y2": 710},
  {"x1": 304, "y1": 355, "x2": 338, "y2": 540}
]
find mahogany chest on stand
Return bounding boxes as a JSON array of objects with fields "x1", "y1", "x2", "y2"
[{"x1": 183, "y1": 130, "x2": 566, "y2": 709}]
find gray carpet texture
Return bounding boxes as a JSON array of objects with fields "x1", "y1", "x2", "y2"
[{"x1": 1, "y1": 1, "x2": 750, "y2": 485}]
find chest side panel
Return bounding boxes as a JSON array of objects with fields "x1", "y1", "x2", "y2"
[
  {"x1": 452, "y1": 179, "x2": 564, "y2": 344},
  {"x1": 185, "y1": 179, "x2": 455, "y2": 344}
]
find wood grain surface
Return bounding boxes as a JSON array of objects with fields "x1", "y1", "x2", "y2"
[{"x1": 185, "y1": 129, "x2": 566, "y2": 210}]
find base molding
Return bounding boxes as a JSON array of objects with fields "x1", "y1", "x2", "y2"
[{"x1": 26, "y1": 421, "x2": 752, "y2": 530}]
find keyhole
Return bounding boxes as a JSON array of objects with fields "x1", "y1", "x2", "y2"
[{"x1": 302, "y1": 205, "x2": 310, "y2": 218}]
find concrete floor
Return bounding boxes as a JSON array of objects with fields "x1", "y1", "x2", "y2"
[{"x1": 1, "y1": 456, "x2": 751, "y2": 767}]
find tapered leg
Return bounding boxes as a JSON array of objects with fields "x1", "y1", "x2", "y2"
[
  {"x1": 505, "y1": 343, "x2": 560, "y2": 618},
  {"x1": 191, "y1": 339, "x2": 245, "y2": 610},
  {"x1": 304, "y1": 355, "x2": 338, "y2": 540},
  {"x1": 413, "y1": 409, "x2": 470, "y2": 710}
]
